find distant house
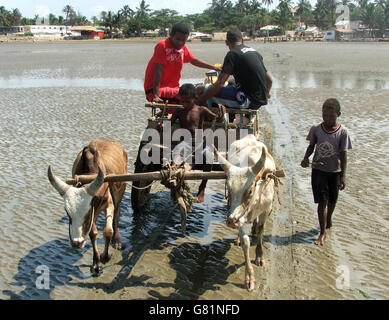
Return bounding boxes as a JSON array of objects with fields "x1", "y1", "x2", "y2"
[
  {"x1": 189, "y1": 32, "x2": 210, "y2": 40},
  {"x1": 212, "y1": 32, "x2": 227, "y2": 41},
  {"x1": 324, "y1": 30, "x2": 336, "y2": 40},
  {"x1": 27, "y1": 25, "x2": 67, "y2": 38},
  {"x1": 70, "y1": 26, "x2": 104, "y2": 39},
  {"x1": 0, "y1": 26, "x2": 24, "y2": 34}
]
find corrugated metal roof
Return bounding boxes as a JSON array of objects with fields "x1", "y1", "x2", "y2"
[{"x1": 71, "y1": 26, "x2": 98, "y2": 32}]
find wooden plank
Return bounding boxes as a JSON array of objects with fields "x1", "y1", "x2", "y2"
[
  {"x1": 66, "y1": 171, "x2": 227, "y2": 185},
  {"x1": 145, "y1": 103, "x2": 258, "y2": 115}
]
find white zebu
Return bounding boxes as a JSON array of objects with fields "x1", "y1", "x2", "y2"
[{"x1": 216, "y1": 134, "x2": 280, "y2": 291}]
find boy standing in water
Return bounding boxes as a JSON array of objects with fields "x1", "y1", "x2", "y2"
[{"x1": 301, "y1": 98, "x2": 352, "y2": 246}]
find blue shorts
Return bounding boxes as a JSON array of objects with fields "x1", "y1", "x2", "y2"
[{"x1": 205, "y1": 84, "x2": 262, "y2": 110}]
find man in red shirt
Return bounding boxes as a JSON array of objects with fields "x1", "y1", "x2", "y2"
[{"x1": 144, "y1": 23, "x2": 220, "y2": 107}]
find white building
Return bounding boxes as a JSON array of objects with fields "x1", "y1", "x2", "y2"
[{"x1": 27, "y1": 25, "x2": 69, "y2": 38}]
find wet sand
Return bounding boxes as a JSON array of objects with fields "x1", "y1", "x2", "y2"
[{"x1": 0, "y1": 41, "x2": 388, "y2": 300}]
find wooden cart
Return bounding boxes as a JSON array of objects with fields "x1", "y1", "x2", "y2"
[{"x1": 130, "y1": 102, "x2": 262, "y2": 212}]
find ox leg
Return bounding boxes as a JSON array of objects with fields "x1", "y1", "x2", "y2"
[
  {"x1": 101, "y1": 201, "x2": 114, "y2": 264},
  {"x1": 111, "y1": 183, "x2": 125, "y2": 250},
  {"x1": 254, "y1": 222, "x2": 266, "y2": 267},
  {"x1": 89, "y1": 223, "x2": 102, "y2": 276},
  {"x1": 240, "y1": 230, "x2": 256, "y2": 291}
]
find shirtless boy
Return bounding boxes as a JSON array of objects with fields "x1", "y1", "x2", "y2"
[{"x1": 170, "y1": 83, "x2": 221, "y2": 203}]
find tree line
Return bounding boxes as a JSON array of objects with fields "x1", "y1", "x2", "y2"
[{"x1": 1, "y1": 0, "x2": 388, "y2": 37}]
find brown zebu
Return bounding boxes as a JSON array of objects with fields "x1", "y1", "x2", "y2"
[{"x1": 48, "y1": 138, "x2": 128, "y2": 276}]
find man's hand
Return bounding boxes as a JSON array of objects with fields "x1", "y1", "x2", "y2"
[
  {"x1": 153, "y1": 95, "x2": 164, "y2": 103},
  {"x1": 339, "y1": 175, "x2": 346, "y2": 190},
  {"x1": 301, "y1": 158, "x2": 310, "y2": 168}
]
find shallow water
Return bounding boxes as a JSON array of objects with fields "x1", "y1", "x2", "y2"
[{"x1": 0, "y1": 41, "x2": 388, "y2": 300}]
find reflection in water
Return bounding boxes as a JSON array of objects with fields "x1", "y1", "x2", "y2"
[
  {"x1": 0, "y1": 77, "x2": 204, "y2": 90},
  {"x1": 272, "y1": 70, "x2": 389, "y2": 90}
]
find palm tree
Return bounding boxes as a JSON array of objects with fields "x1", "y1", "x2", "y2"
[
  {"x1": 236, "y1": 0, "x2": 250, "y2": 15},
  {"x1": 262, "y1": 0, "x2": 274, "y2": 12},
  {"x1": 248, "y1": 0, "x2": 261, "y2": 15},
  {"x1": 324, "y1": 0, "x2": 338, "y2": 26},
  {"x1": 0, "y1": 6, "x2": 10, "y2": 26},
  {"x1": 296, "y1": 0, "x2": 312, "y2": 28},
  {"x1": 11, "y1": 8, "x2": 22, "y2": 25},
  {"x1": 63, "y1": 5, "x2": 75, "y2": 34},
  {"x1": 120, "y1": 5, "x2": 135, "y2": 20},
  {"x1": 361, "y1": 2, "x2": 378, "y2": 37},
  {"x1": 314, "y1": 0, "x2": 329, "y2": 29},
  {"x1": 103, "y1": 11, "x2": 122, "y2": 37},
  {"x1": 276, "y1": 0, "x2": 294, "y2": 33},
  {"x1": 136, "y1": 0, "x2": 151, "y2": 19},
  {"x1": 135, "y1": 0, "x2": 151, "y2": 36}
]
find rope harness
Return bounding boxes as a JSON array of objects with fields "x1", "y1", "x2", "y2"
[
  {"x1": 160, "y1": 162, "x2": 195, "y2": 213},
  {"x1": 239, "y1": 168, "x2": 284, "y2": 223}
]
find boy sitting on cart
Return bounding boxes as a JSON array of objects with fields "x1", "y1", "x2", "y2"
[{"x1": 169, "y1": 83, "x2": 224, "y2": 203}]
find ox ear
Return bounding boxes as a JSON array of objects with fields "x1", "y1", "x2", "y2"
[
  {"x1": 251, "y1": 146, "x2": 266, "y2": 176},
  {"x1": 48, "y1": 166, "x2": 70, "y2": 197},
  {"x1": 84, "y1": 165, "x2": 104, "y2": 196}
]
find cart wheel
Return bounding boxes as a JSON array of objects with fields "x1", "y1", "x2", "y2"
[{"x1": 131, "y1": 144, "x2": 154, "y2": 213}]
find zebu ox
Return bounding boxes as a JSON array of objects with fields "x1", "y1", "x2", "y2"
[
  {"x1": 217, "y1": 134, "x2": 278, "y2": 291},
  {"x1": 48, "y1": 138, "x2": 128, "y2": 276}
]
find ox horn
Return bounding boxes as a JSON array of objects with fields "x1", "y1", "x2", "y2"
[
  {"x1": 213, "y1": 146, "x2": 232, "y2": 172},
  {"x1": 48, "y1": 166, "x2": 70, "y2": 197},
  {"x1": 84, "y1": 165, "x2": 105, "y2": 196},
  {"x1": 251, "y1": 146, "x2": 267, "y2": 176}
]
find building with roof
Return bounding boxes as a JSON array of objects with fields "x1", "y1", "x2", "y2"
[{"x1": 70, "y1": 26, "x2": 104, "y2": 39}]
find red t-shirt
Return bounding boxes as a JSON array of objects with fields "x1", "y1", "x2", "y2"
[{"x1": 144, "y1": 37, "x2": 194, "y2": 92}]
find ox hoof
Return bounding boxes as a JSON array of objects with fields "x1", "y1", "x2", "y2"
[
  {"x1": 255, "y1": 257, "x2": 266, "y2": 267},
  {"x1": 112, "y1": 241, "x2": 123, "y2": 250},
  {"x1": 100, "y1": 252, "x2": 112, "y2": 264},
  {"x1": 245, "y1": 278, "x2": 256, "y2": 291},
  {"x1": 91, "y1": 264, "x2": 103, "y2": 277}
]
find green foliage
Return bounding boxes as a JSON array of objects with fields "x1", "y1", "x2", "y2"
[{"x1": 1, "y1": 0, "x2": 389, "y2": 38}]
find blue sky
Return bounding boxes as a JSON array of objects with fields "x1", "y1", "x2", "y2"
[{"x1": 1, "y1": 0, "x2": 213, "y2": 19}]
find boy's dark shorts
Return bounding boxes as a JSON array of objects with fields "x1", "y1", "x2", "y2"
[{"x1": 311, "y1": 169, "x2": 341, "y2": 204}]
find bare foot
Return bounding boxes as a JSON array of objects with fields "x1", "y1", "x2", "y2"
[
  {"x1": 196, "y1": 190, "x2": 205, "y2": 203},
  {"x1": 314, "y1": 234, "x2": 326, "y2": 246}
]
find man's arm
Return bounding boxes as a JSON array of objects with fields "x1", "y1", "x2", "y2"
[
  {"x1": 301, "y1": 144, "x2": 315, "y2": 168},
  {"x1": 191, "y1": 58, "x2": 221, "y2": 71},
  {"x1": 339, "y1": 151, "x2": 347, "y2": 190},
  {"x1": 153, "y1": 64, "x2": 164, "y2": 102},
  {"x1": 201, "y1": 106, "x2": 217, "y2": 122},
  {"x1": 197, "y1": 72, "x2": 230, "y2": 106},
  {"x1": 265, "y1": 71, "x2": 273, "y2": 99}
]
